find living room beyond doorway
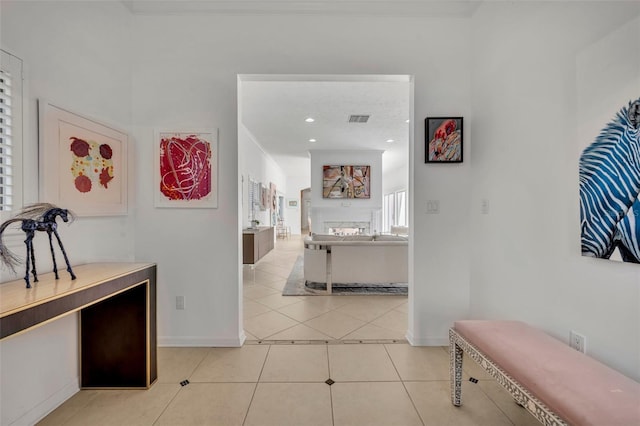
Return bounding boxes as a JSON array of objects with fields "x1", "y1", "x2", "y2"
[{"x1": 238, "y1": 74, "x2": 413, "y2": 343}]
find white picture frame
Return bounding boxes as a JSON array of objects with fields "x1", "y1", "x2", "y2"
[
  {"x1": 154, "y1": 129, "x2": 218, "y2": 208},
  {"x1": 39, "y1": 100, "x2": 128, "y2": 216}
]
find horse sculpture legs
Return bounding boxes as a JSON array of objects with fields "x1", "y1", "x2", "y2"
[
  {"x1": 47, "y1": 230, "x2": 60, "y2": 279},
  {"x1": 22, "y1": 229, "x2": 76, "y2": 288},
  {"x1": 23, "y1": 231, "x2": 37, "y2": 288},
  {"x1": 51, "y1": 229, "x2": 76, "y2": 280}
]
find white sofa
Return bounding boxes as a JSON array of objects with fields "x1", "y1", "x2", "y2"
[{"x1": 303, "y1": 234, "x2": 408, "y2": 293}]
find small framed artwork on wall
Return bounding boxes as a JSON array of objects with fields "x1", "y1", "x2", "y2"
[
  {"x1": 155, "y1": 129, "x2": 218, "y2": 208},
  {"x1": 287, "y1": 199, "x2": 298, "y2": 208},
  {"x1": 322, "y1": 165, "x2": 370, "y2": 199},
  {"x1": 425, "y1": 117, "x2": 463, "y2": 163},
  {"x1": 39, "y1": 100, "x2": 128, "y2": 216}
]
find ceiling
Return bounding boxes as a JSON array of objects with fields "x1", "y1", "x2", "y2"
[
  {"x1": 240, "y1": 77, "x2": 411, "y2": 177},
  {"x1": 124, "y1": 1, "x2": 482, "y2": 17}
]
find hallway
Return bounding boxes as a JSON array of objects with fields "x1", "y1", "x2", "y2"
[{"x1": 243, "y1": 236, "x2": 408, "y2": 342}]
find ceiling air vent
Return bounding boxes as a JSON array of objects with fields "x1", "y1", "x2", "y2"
[{"x1": 348, "y1": 115, "x2": 370, "y2": 123}]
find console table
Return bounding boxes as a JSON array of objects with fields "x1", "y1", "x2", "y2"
[
  {"x1": 0, "y1": 262, "x2": 157, "y2": 389},
  {"x1": 243, "y1": 227, "x2": 274, "y2": 264}
]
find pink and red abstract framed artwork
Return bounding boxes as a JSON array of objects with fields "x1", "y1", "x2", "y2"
[
  {"x1": 322, "y1": 165, "x2": 370, "y2": 199},
  {"x1": 425, "y1": 117, "x2": 463, "y2": 163},
  {"x1": 154, "y1": 129, "x2": 218, "y2": 208},
  {"x1": 39, "y1": 100, "x2": 128, "y2": 216}
]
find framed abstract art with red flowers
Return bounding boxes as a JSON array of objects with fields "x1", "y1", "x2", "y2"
[
  {"x1": 39, "y1": 100, "x2": 128, "y2": 216},
  {"x1": 154, "y1": 129, "x2": 218, "y2": 208},
  {"x1": 425, "y1": 117, "x2": 463, "y2": 163}
]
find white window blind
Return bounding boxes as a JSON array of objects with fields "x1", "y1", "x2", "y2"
[
  {"x1": 0, "y1": 50, "x2": 23, "y2": 215},
  {"x1": 248, "y1": 178, "x2": 255, "y2": 221},
  {"x1": 383, "y1": 192, "x2": 395, "y2": 233},
  {"x1": 382, "y1": 190, "x2": 408, "y2": 232},
  {"x1": 395, "y1": 190, "x2": 407, "y2": 227}
]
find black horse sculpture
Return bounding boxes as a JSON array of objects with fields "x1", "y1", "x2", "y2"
[{"x1": 0, "y1": 203, "x2": 76, "y2": 288}]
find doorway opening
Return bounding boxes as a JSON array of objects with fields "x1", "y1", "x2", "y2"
[{"x1": 238, "y1": 74, "x2": 414, "y2": 343}]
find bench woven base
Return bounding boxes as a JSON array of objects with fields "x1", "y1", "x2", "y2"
[{"x1": 449, "y1": 328, "x2": 567, "y2": 426}]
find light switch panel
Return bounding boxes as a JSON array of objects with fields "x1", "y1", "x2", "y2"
[{"x1": 426, "y1": 200, "x2": 440, "y2": 214}]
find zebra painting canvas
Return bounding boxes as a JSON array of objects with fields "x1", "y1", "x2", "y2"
[{"x1": 579, "y1": 98, "x2": 640, "y2": 263}]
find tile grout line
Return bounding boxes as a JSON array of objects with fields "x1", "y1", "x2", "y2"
[
  {"x1": 274, "y1": 300, "x2": 332, "y2": 324},
  {"x1": 439, "y1": 345, "x2": 519, "y2": 425},
  {"x1": 150, "y1": 382, "x2": 184, "y2": 425},
  {"x1": 332, "y1": 302, "x2": 405, "y2": 339},
  {"x1": 334, "y1": 319, "x2": 371, "y2": 340},
  {"x1": 473, "y1": 380, "x2": 519, "y2": 426},
  {"x1": 338, "y1": 304, "x2": 396, "y2": 324},
  {"x1": 261, "y1": 321, "x2": 312, "y2": 340},
  {"x1": 326, "y1": 343, "x2": 336, "y2": 426},
  {"x1": 241, "y1": 344, "x2": 272, "y2": 426},
  {"x1": 151, "y1": 348, "x2": 213, "y2": 425},
  {"x1": 188, "y1": 348, "x2": 214, "y2": 379},
  {"x1": 300, "y1": 317, "x2": 348, "y2": 341},
  {"x1": 383, "y1": 343, "x2": 426, "y2": 426}
]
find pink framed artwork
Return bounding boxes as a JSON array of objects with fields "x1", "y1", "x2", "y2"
[
  {"x1": 154, "y1": 129, "x2": 218, "y2": 208},
  {"x1": 322, "y1": 165, "x2": 370, "y2": 199},
  {"x1": 425, "y1": 117, "x2": 463, "y2": 163},
  {"x1": 260, "y1": 183, "x2": 268, "y2": 210},
  {"x1": 269, "y1": 182, "x2": 276, "y2": 210},
  {"x1": 39, "y1": 100, "x2": 128, "y2": 216}
]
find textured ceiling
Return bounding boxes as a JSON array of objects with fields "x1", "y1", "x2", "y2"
[
  {"x1": 240, "y1": 77, "x2": 411, "y2": 177},
  {"x1": 125, "y1": 0, "x2": 482, "y2": 17}
]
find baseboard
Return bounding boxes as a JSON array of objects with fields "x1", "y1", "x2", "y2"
[
  {"x1": 405, "y1": 331, "x2": 448, "y2": 346},
  {"x1": 158, "y1": 335, "x2": 244, "y2": 347},
  {"x1": 14, "y1": 378, "x2": 78, "y2": 426}
]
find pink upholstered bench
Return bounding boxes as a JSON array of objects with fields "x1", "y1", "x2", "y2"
[{"x1": 450, "y1": 320, "x2": 640, "y2": 426}]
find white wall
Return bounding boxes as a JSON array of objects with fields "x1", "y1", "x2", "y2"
[
  {"x1": 469, "y1": 2, "x2": 640, "y2": 379},
  {"x1": 131, "y1": 13, "x2": 472, "y2": 351},
  {"x1": 238, "y1": 123, "x2": 287, "y2": 228},
  {"x1": 0, "y1": 1, "x2": 134, "y2": 423},
  {"x1": 0, "y1": 316, "x2": 78, "y2": 426},
  {"x1": 383, "y1": 163, "x2": 409, "y2": 195}
]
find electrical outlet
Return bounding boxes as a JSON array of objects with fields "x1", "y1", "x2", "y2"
[
  {"x1": 426, "y1": 200, "x2": 440, "y2": 214},
  {"x1": 481, "y1": 199, "x2": 490, "y2": 214},
  {"x1": 569, "y1": 331, "x2": 586, "y2": 353},
  {"x1": 176, "y1": 296, "x2": 185, "y2": 310}
]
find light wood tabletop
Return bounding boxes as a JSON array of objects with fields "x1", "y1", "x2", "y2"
[{"x1": 0, "y1": 262, "x2": 155, "y2": 318}]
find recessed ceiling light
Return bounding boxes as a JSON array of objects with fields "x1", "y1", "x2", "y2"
[
  {"x1": 405, "y1": 119, "x2": 410, "y2": 123},
  {"x1": 309, "y1": 138, "x2": 317, "y2": 142},
  {"x1": 386, "y1": 139, "x2": 395, "y2": 143},
  {"x1": 305, "y1": 117, "x2": 315, "y2": 123}
]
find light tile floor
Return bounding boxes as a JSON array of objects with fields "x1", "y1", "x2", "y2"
[
  {"x1": 243, "y1": 236, "x2": 408, "y2": 342},
  {"x1": 39, "y1": 344, "x2": 540, "y2": 425},
  {"x1": 38, "y1": 236, "x2": 539, "y2": 425}
]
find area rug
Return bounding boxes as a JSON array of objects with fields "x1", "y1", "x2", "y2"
[{"x1": 282, "y1": 256, "x2": 408, "y2": 296}]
